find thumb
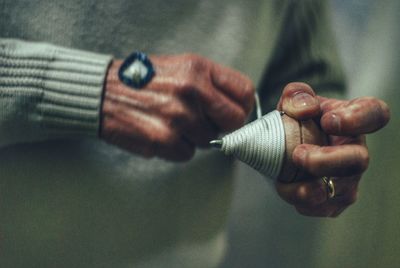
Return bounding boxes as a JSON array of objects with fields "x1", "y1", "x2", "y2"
[{"x1": 277, "y1": 82, "x2": 321, "y2": 120}]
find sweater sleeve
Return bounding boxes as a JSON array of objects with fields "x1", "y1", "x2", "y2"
[
  {"x1": 0, "y1": 38, "x2": 112, "y2": 147},
  {"x1": 258, "y1": 0, "x2": 346, "y2": 110}
]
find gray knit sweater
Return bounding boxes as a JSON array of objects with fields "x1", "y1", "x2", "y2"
[{"x1": 0, "y1": 1, "x2": 344, "y2": 267}]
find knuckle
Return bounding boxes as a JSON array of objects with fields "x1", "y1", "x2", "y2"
[
  {"x1": 183, "y1": 53, "x2": 207, "y2": 72},
  {"x1": 295, "y1": 185, "x2": 309, "y2": 203},
  {"x1": 296, "y1": 183, "x2": 326, "y2": 207},
  {"x1": 173, "y1": 55, "x2": 207, "y2": 95}
]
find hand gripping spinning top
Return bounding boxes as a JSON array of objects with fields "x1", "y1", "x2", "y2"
[{"x1": 210, "y1": 110, "x2": 328, "y2": 182}]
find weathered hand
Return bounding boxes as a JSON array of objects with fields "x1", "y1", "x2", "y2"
[
  {"x1": 100, "y1": 54, "x2": 254, "y2": 161},
  {"x1": 275, "y1": 82, "x2": 390, "y2": 217}
]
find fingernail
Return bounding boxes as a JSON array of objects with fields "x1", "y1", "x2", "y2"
[{"x1": 291, "y1": 92, "x2": 317, "y2": 108}]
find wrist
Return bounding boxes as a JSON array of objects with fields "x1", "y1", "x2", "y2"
[
  {"x1": 105, "y1": 59, "x2": 123, "y2": 89},
  {"x1": 100, "y1": 59, "x2": 121, "y2": 137}
]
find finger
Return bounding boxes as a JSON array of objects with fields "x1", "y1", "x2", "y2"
[
  {"x1": 276, "y1": 175, "x2": 360, "y2": 206},
  {"x1": 277, "y1": 176, "x2": 360, "y2": 217},
  {"x1": 211, "y1": 63, "x2": 255, "y2": 114},
  {"x1": 277, "y1": 82, "x2": 321, "y2": 120},
  {"x1": 292, "y1": 144, "x2": 369, "y2": 177},
  {"x1": 276, "y1": 179, "x2": 328, "y2": 207},
  {"x1": 294, "y1": 190, "x2": 357, "y2": 218},
  {"x1": 329, "y1": 176, "x2": 360, "y2": 197},
  {"x1": 201, "y1": 86, "x2": 248, "y2": 132},
  {"x1": 320, "y1": 96, "x2": 390, "y2": 135}
]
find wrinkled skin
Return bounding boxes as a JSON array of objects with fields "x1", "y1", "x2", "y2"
[
  {"x1": 100, "y1": 54, "x2": 390, "y2": 217},
  {"x1": 275, "y1": 82, "x2": 390, "y2": 217},
  {"x1": 101, "y1": 54, "x2": 255, "y2": 161}
]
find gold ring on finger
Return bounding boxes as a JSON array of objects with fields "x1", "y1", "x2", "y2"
[{"x1": 322, "y1": 176, "x2": 336, "y2": 199}]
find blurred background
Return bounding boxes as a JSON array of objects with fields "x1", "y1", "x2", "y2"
[{"x1": 222, "y1": 0, "x2": 400, "y2": 267}]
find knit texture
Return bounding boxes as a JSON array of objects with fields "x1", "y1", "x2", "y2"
[{"x1": 0, "y1": 39, "x2": 111, "y2": 146}]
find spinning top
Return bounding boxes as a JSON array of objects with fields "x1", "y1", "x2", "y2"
[{"x1": 210, "y1": 110, "x2": 328, "y2": 182}]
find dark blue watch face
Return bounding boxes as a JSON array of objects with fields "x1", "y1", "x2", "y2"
[{"x1": 118, "y1": 51, "x2": 155, "y2": 89}]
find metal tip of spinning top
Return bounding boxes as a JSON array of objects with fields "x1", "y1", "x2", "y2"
[
  {"x1": 211, "y1": 110, "x2": 285, "y2": 180},
  {"x1": 209, "y1": 139, "x2": 223, "y2": 149}
]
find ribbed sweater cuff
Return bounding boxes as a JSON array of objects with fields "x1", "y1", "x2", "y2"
[
  {"x1": 43, "y1": 47, "x2": 112, "y2": 137},
  {"x1": 1, "y1": 41, "x2": 112, "y2": 139}
]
